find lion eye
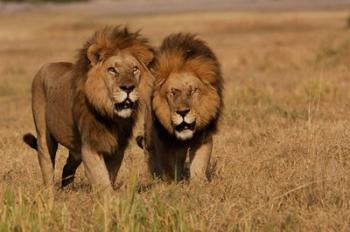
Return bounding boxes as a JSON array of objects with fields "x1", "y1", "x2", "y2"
[
  {"x1": 170, "y1": 88, "x2": 180, "y2": 97},
  {"x1": 108, "y1": 67, "x2": 118, "y2": 76},
  {"x1": 190, "y1": 88, "x2": 199, "y2": 95},
  {"x1": 133, "y1": 66, "x2": 140, "y2": 75}
]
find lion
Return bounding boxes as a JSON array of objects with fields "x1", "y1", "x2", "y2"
[
  {"x1": 23, "y1": 26, "x2": 155, "y2": 191},
  {"x1": 137, "y1": 33, "x2": 223, "y2": 182}
]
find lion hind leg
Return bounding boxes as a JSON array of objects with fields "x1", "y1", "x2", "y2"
[
  {"x1": 61, "y1": 151, "x2": 82, "y2": 188},
  {"x1": 31, "y1": 68, "x2": 57, "y2": 187},
  {"x1": 37, "y1": 133, "x2": 58, "y2": 186},
  {"x1": 189, "y1": 136, "x2": 213, "y2": 182},
  {"x1": 33, "y1": 96, "x2": 58, "y2": 186}
]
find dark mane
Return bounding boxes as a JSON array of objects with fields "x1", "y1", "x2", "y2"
[
  {"x1": 160, "y1": 33, "x2": 216, "y2": 61},
  {"x1": 152, "y1": 33, "x2": 224, "y2": 140},
  {"x1": 154, "y1": 33, "x2": 223, "y2": 94}
]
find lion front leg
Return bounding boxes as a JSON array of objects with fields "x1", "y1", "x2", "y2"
[
  {"x1": 139, "y1": 104, "x2": 159, "y2": 185},
  {"x1": 161, "y1": 148, "x2": 187, "y2": 182},
  {"x1": 81, "y1": 144, "x2": 112, "y2": 193},
  {"x1": 189, "y1": 136, "x2": 213, "y2": 182},
  {"x1": 104, "y1": 151, "x2": 125, "y2": 187},
  {"x1": 138, "y1": 144, "x2": 158, "y2": 186}
]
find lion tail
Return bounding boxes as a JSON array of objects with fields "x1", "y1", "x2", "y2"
[
  {"x1": 23, "y1": 133, "x2": 38, "y2": 150},
  {"x1": 136, "y1": 135, "x2": 144, "y2": 149}
]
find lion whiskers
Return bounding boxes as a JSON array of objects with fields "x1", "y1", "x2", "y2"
[
  {"x1": 129, "y1": 91, "x2": 139, "y2": 102},
  {"x1": 114, "y1": 90, "x2": 138, "y2": 103},
  {"x1": 113, "y1": 91, "x2": 128, "y2": 103},
  {"x1": 172, "y1": 112, "x2": 196, "y2": 125},
  {"x1": 184, "y1": 113, "x2": 196, "y2": 124},
  {"x1": 172, "y1": 114, "x2": 183, "y2": 125}
]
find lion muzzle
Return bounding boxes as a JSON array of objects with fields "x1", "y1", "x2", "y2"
[
  {"x1": 113, "y1": 88, "x2": 139, "y2": 118},
  {"x1": 172, "y1": 110, "x2": 197, "y2": 140}
]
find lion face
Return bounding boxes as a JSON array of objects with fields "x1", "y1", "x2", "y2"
[
  {"x1": 153, "y1": 71, "x2": 221, "y2": 140},
  {"x1": 85, "y1": 47, "x2": 151, "y2": 119}
]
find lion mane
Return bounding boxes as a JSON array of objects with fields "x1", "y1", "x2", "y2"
[
  {"x1": 23, "y1": 26, "x2": 155, "y2": 190},
  {"x1": 73, "y1": 26, "x2": 155, "y2": 154},
  {"x1": 152, "y1": 33, "x2": 223, "y2": 140},
  {"x1": 139, "y1": 33, "x2": 223, "y2": 182}
]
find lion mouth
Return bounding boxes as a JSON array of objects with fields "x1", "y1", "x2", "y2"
[
  {"x1": 175, "y1": 121, "x2": 196, "y2": 132},
  {"x1": 114, "y1": 99, "x2": 135, "y2": 112}
]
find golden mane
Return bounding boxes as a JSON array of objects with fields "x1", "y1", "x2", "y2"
[
  {"x1": 71, "y1": 26, "x2": 155, "y2": 153},
  {"x1": 74, "y1": 26, "x2": 154, "y2": 79},
  {"x1": 151, "y1": 33, "x2": 224, "y2": 138},
  {"x1": 23, "y1": 26, "x2": 156, "y2": 190}
]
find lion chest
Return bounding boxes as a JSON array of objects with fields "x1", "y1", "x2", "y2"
[{"x1": 81, "y1": 116, "x2": 134, "y2": 155}]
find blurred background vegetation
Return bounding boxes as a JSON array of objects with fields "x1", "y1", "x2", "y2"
[{"x1": 0, "y1": 0, "x2": 87, "y2": 2}]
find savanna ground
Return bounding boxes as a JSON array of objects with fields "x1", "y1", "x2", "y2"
[{"x1": 1, "y1": 2, "x2": 350, "y2": 231}]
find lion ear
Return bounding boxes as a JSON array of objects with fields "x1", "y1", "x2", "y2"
[{"x1": 87, "y1": 44, "x2": 101, "y2": 65}]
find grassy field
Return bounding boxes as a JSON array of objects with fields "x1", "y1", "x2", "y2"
[{"x1": 1, "y1": 6, "x2": 350, "y2": 231}]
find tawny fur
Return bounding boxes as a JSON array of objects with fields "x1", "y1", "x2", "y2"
[
  {"x1": 23, "y1": 26, "x2": 155, "y2": 191},
  {"x1": 139, "y1": 33, "x2": 223, "y2": 182}
]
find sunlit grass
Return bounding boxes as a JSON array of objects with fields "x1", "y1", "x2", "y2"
[{"x1": 1, "y1": 7, "x2": 350, "y2": 231}]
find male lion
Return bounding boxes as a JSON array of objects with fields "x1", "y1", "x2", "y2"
[
  {"x1": 137, "y1": 33, "x2": 223, "y2": 182},
  {"x1": 23, "y1": 26, "x2": 155, "y2": 191}
]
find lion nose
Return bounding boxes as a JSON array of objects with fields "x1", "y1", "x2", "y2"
[
  {"x1": 176, "y1": 109, "x2": 190, "y2": 117},
  {"x1": 120, "y1": 84, "x2": 135, "y2": 94}
]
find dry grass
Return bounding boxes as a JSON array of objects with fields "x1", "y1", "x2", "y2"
[{"x1": 1, "y1": 7, "x2": 350, "y2": 231}]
